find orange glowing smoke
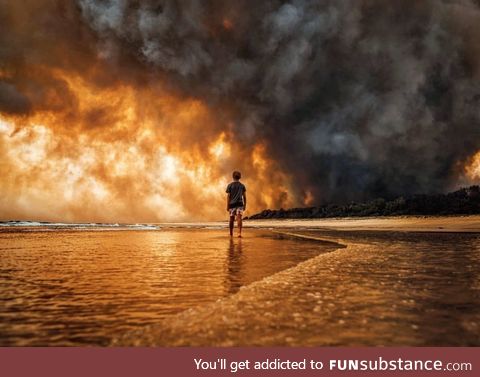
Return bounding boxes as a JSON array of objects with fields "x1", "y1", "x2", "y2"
[
  {"x1": 465, "y1": 151, "x2": 480, "y2": 180},
  {"x1": 222, "y1": 19, "x2": 234, "y2": 30},
  {"x1": 0, "y1": 69, "x2": 297, "y2": 222},
  {"x1": 251, "y1": 144, "x2": 296, "y2": 209}
]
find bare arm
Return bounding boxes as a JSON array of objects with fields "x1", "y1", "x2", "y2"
[
  {"x1": 226, "y1": 193, "x2": 230, "y2": 211},
  {"x1": 243, "y1": 192, "x2": 247, "y2": 210}
]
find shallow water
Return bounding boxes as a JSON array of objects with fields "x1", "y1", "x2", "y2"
[
  {"x1": 2, "y1": 227, "x2": 480, "y2": 346},
  {"x1": 124, "y1": 230, "x2": 480, "y2": 346},
  {"x1": 0, "y1": 228, "x2": 334, "y2": 346}
]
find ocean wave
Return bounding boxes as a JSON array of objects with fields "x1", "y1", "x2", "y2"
[{"x1": 0, "y1": 221, "x2": 161, "y2": 230}]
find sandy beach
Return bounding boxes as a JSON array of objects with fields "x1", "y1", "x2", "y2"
[
  {"x1": 114, "y1": 225, "x2": 480, "y2": 346},
  {"x1": 111, "y1": 216, "x2": 480, "y2": 346},
  {"x1": 2, "y1": 216, "x2": 480, "y2": 346},
  {"x1": 163, "y1": 215, "x2": 480, "y2": 233}
]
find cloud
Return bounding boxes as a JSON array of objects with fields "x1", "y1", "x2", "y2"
[
  {"x1": 1, "y1": 0, "x2": 480, "y2": 222},
  {"x1": 0, "y1": 82, "x2": 31, "y2": 114}
]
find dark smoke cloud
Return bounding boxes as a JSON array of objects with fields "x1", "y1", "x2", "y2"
[
  {"x1": 75, "y1": 0, "x2": 480, "y2": 204},
  {"x1": 1, "y1": 0, "x2": 480, "y2": 210},
  {"x1": 0, "y1": 82, "x2": 31, "y2": 114}
]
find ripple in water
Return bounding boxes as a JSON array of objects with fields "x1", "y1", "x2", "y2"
[
  {"x1": 124, "y1": 231, "x2": 480, "y2": 346},
  {"x1": 0, "y1": 228, "x2": 334, "y2": 346}
]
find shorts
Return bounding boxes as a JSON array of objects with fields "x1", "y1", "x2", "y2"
[{"x1": 229, "y1": 207, "x2": 244, "y2": 217}]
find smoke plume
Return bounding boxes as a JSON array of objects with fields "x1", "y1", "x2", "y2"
[{"x1": 1, "y1": 0, "x2": 480, "y2": 221}]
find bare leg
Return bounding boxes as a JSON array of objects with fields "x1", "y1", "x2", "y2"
[
  {"x1": 229, "y1": 215, "x2": 234, "y2": 237},
  {"x1": 237, "y1": 213, "x2": 242, "y2": 237}
]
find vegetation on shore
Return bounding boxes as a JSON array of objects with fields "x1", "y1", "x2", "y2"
[{"x1": 246, "y1": 186, "x2": 480, "y2": 220}]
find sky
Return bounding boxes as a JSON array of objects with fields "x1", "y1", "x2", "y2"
[{"x1": 1, "y1": 0, "x2": 480, "y2": 222}]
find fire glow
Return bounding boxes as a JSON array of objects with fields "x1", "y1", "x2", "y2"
[
  {"x1": 0, "y1": 70, "x2": 293, "y2": 222},
  {"x1": 1, "y1": 1, "x2": 480, "y2": 222},
  {"x1": 466, "y1": 152, "x2": 480, "y2": 181}
]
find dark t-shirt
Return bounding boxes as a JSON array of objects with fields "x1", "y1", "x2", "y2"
[{"x1": 226, "y1": 181, "x2": 246, "y2": 208}]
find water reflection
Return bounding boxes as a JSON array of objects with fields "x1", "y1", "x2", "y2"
[
  {"x1": 226, "y1": 238, "x2": 244, "y2": 294},
  {"x1": 126, "y1": 231, "x2": 480, "y2": 347},
  {"x1": 297, "y1": 231, "x2": 480, "y2": 346},
  {"x1": 0, "y1": 228, "x2": 330, "y2": 346},
  {"x1": 6, "y1": 227, "x2": 477, "y2": 347},
  {"x1": 386, "y1": 234, "x2": 480, "y2": 346}
]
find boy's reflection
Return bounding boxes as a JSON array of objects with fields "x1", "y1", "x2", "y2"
[{"x1": 225, "y1": 238, "x2": 244, "y2": 294}]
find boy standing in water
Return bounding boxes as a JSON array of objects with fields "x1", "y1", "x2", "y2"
[{"x1": 226, "y1": 171, "x2": 247, "y2": 237}]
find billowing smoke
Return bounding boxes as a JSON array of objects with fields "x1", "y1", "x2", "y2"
[
  {"x1": 1, "y1": 0, "x2": 480, "y2": 221},
  {"x1": 76, "y1": 0, "x2": 480, "y2": 201}
]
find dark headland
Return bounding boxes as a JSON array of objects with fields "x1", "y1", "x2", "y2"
[{"x1": 246, "y1": 186, "x2": 480, "y2": 220}]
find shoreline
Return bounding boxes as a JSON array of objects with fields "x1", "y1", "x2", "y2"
[
  {"x1": 162, "y1": 215, "x2": 480, "y2": 233},
  {"x1": 115, "y1": 227, "x2": 480, "y2": 346},
  {"x1": 2, "y1": 215, "x2": 480, "y2": 233}
]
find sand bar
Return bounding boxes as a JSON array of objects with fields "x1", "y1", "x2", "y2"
[{"x1": 160, "y1": 215, "x2": 480, "y2": 233}]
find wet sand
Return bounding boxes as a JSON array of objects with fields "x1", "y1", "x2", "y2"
[
  {"x1": 116, "y1": 221, "x2": 480, "y2": 346},
  {"x1": 164, "y1": 215, "x2": 480, "y2": 232},
  {"x1": 2, "y1": 216, "x2": 480, "y2": 346},
  {"x1": 0, "y1": 228, "x2": 336, "y2": 346}
]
